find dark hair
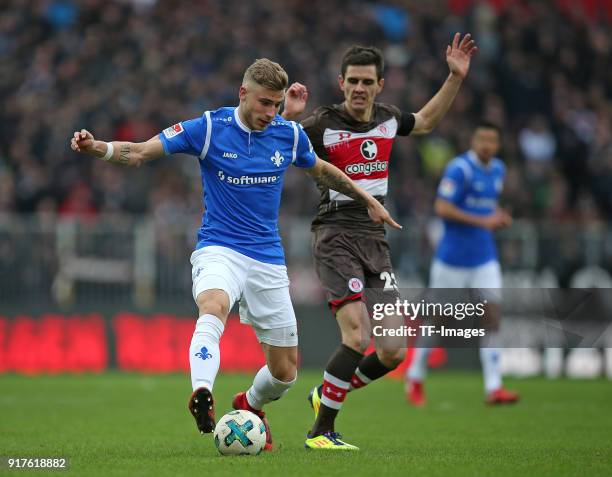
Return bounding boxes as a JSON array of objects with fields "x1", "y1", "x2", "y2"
[
  {"x1": 341, "y1": 45, "x2": 384, "y2": 80},
  {"x1": 474, "y1": 121, "x2": 501, "y2": 135}
]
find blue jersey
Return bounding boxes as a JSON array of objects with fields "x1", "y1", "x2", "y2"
[
  {"x1": 435, "y1": 150, "x2": 505, "y2": 267},
  {"x1": 159, "y1": 107, "x2": 316, "y2": 265}
]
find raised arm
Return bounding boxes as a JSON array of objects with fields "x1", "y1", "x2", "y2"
[
  {"x1": 70, "y1": 129, "x2": 165, "y2": 167},
  {"x1": 305, "y1": 157, "x2": 402, "y2": 229},
  {"x1": 411, "y1": 33, "x2": 477, "y2": 135},
  {"x1": 281, "y1": 82, "x2": 309, "y2": 121}
]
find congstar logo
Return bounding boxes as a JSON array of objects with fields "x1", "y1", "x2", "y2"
[{"x1": 345, "y1": 161, "x2": 388, "y2": 176}]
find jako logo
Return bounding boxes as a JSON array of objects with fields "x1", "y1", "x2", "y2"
[
  {"x1": 195, "y1": 346, "x2": 212, "y2": 360},
  {"x1": 223, "y1": 152, "x2": 238, "y2": 159}
]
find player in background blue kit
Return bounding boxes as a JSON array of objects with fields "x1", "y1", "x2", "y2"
[
  {"x1": 406, "y1": 122, "x2": 519, "y2": 406},
  {"x1": 70, "y1": 59, "x2": 400, "y2": 451}
]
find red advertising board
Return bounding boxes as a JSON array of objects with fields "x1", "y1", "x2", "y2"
[{"x1": 0, "y1": 314, "x2": 266, "y2": 374}]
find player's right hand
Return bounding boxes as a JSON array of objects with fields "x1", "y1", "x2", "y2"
[
  {"x1": 70, "y1": 129, "x2": 95, "y2": 153},
  {"x1": 367, "y1": 199, "x2": 402, "y2": 230}
]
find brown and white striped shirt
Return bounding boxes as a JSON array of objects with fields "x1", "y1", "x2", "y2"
[{"x1": 302, "y1": 102, "x2": 415, "y2": 232}]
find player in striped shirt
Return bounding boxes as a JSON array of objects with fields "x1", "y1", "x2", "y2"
[{"x1": 283, "y1": 34, "x2": 478, "y2": 449}]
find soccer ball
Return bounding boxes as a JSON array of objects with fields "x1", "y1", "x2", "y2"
[{"x1": 213, "y1": 410, "x2": 266, "y2": 456}]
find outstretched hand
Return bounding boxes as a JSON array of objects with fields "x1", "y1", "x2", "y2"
[
  {"x1": 367, "y1": 199, "x2": 402, "y2": 230},
  {"x1": 282, "y1": 82, "x2": 308, "y2": 120},
  {"x1": 446, "y1": 32, "x2": 478, "y2": 79}
]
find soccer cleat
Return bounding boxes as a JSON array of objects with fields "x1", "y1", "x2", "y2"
[
  {"x1": 232, "y1": 392, "x2": 273, "y2": 451},
  {"x1": 406, "y1": 379, "x2": 426, "y2": 407},
  {"x1": 188, "y1": 387, "x2": 216, "y2": 434},
  {"x1": 304, "y1": 432, "x2": 359, "y2": 451},
  {"x1": 307, "y1": 385, "x2": 322, "y2": 419},
  {"x1": 486, "y1": 388, "x2": 520, "y2": 405}
]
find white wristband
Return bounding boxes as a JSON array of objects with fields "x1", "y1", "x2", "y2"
[{"x1": 102, "y1": 142, "x2": 114, "y2": 161}]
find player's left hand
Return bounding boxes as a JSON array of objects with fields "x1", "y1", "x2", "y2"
[
  {"x1": 367, "y1": 199, "x2": 402, "y2": 230},
  {"x1": 496, "y1": 209, "x2": 513, "y2": 229},
  {"x1": 446, "y1": 32, "x2": 477, "y2": 79},
  {"x1": 482, "y1": 209, "x2": 512, "y2": 230},
  {"x1": 282, "y1": 82, "x2": 308, "y2": 120}
]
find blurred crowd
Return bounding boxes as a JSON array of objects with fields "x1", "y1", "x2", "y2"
[
  {"x1": 1, "y1": 0, "x2": 612, "y2": 304},
  {"x1": 1, "y1": 0, "x2": 612, "y2": 225}
]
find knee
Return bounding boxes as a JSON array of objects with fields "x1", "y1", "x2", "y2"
[
  {"x1": 377, "y1": 348, "x2": 406, "y2": 369},
  {"x1": 483, "y1": 313, "x2": 500, "y2": 331},
  {"x1": 341, "y1": 331, "x2": 369, "y2": 354},
  {"x1": 482, "y1": 303, "x2": 501, "y2": 331},
  {"x1": 268, "y1": 354, "x2": 298, "y2": 383},
  {"x1": 196, "y1": 296, "x2": 229, "y2": 320},
  {"x1": 339, "y1": 315, "x2": 369, "y2": 353},
  {"x1": 336, "y1": 302, "x2": 370, "y2": 353}
]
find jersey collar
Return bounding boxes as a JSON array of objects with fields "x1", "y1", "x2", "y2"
[
  {"x1": 234, "y1": 106, "x2": 264, "y2": 134},
  {"x1": 467, "y1": 150, "x2": 494, "y2": 170}
]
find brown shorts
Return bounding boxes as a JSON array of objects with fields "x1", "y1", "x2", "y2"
[{"x1": 312, "y1": 227, "x2": 400, "y2": 312}]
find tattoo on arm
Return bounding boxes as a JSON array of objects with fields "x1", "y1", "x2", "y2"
[
  {"x1": 119, "y1": 144, "x2": 130, "y2": 165},
  {"x1": 315, "y1": 165, "x2": 366, "y2": 204}
]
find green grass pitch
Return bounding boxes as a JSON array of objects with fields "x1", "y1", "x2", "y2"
[{"x1": 1, "y1": 371, "x2": 611, "y2": 476}]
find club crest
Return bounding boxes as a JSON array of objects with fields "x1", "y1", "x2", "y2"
[{"x1": 271, "y1": 150, "x2": 284, "y2": 167}]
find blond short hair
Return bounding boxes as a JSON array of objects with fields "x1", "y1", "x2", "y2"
[{"x1": 243, "y1": 58, "x2": 288, "y2": 91}]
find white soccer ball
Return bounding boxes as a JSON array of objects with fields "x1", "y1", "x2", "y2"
[{"x1": 213, "y1": 410, "x2": 266, "y2": 456}]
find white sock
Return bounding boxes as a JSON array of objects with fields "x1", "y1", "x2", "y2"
[
  {"x1": 246, "y1": 365, "x2": 296, "y2": 410},
  {"x1": 480, "y1": 331, "x2": 502, "y2": 394},
  {"x1": 189, "y1": 314, "x2": 224, "y2": 392},
  {"x1": 407, "y1": 347, "x2": 431, "y2": 382}
]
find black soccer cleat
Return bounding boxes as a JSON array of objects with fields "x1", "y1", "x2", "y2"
[{"x1": 188, "y1": 387, "x2": 216, "y2": 434}]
